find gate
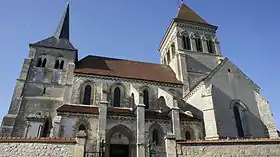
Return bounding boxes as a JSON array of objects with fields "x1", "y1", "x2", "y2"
[{"x1": 84, "y1": 140, "x2": 105, "y2": 157}]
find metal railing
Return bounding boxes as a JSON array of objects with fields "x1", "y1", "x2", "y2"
[
  {"x1": 84, "y1": 140, "x2": 105, "y2": 157},
  {"x1": 84, "y1": 152, "x2": 102, "y2": 157}
]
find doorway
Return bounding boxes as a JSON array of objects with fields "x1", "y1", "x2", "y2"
[{"x1": 109, "y1": 144, "x2": 129, "y2": 157}]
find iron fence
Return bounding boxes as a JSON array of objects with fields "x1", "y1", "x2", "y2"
[{"x1": 84, "y1": 152, "x2": 103, "y2": 157}]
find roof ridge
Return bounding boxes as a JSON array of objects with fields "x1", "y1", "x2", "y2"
[{"x1": 84, "y1": 55, "x2": 167, "y2": 66}]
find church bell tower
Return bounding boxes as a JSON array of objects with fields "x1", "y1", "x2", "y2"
[
  {"x1": 158, "y1": 3, "x2": 223, "y2": 96},
  {"x1": 0, "y1": 2, "x2": 77, "y2": 137}
]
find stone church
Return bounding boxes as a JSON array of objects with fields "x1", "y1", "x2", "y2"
[{"x1": 0, "y1": 2, "x2": 278, "y2": 157}]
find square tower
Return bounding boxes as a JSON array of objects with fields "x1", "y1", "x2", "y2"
[{"x1": 158, "y1": 4, "x2": 223, "y2": 96}]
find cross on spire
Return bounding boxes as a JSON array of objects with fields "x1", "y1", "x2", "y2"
[{"x1": 177, "y1": 0, "x2": 184, "y2": 9}]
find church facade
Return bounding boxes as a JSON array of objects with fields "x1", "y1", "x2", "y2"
[{"x1": 0, "y1": 3, "x2": 278, "y2": 157}]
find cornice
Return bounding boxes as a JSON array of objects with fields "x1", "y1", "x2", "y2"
[
  {"x1": 176, "y1": 21, "x2": 217, "y2": 33},
  {"x1": 74, "y1": 73, "x2": 182, "y2": 88}
]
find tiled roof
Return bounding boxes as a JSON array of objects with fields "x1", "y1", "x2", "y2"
[
  {"x1": 175, "y1": 4, "x2": 209, "y2": 25},
  {"x1": 57, "y1": 104, "x2": 99, "y2": 114},
  {"x1": 107, "y1": 107, "x2": 134, "y2": 116},
  {"x1": 74, "y1": 55, "x2": 182, "y2": 85}
]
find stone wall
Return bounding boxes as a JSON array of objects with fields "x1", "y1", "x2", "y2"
[
  {"x1": 165, "y1": 137, "x2": 280, "y2": 157},
  {"x1": 0, "y1": 137, "x2": 85, "y2": 157}
]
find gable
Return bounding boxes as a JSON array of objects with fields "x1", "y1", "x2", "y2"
[{"x1": 204, "y1": 60, "x2": 260, "y2": 93}]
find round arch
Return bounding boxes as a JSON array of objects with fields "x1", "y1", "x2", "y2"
[
  {"x1": 105, "y1": 124, "x2": 135, "y2": 157},
  {"x1": 148, "y1": 123, "x2": 165, "y2": 147},
  {"x1": 181, "y1": 125, "x2": 195, "y2": 140},
  {"x1": 74, "y1": 118, "x2": 90, "y2": 137},
  {"x1": 110, "y1": 83, "x2": 126, "y2": 107},
  {"x1": 230, "y1": 100, "x2": 248, "y2": 111},
  {"x1": 80, "y1": 80, "x2": 95, "y2": 105}
]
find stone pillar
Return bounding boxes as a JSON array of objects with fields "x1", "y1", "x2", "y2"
[
  {"x1": 75, "y1": 130, "x2": 87, "y2": 157},
  {"x1": 201, "y1": 84, "x2": 219, "y2": 140},
  {"x1": 52, "y1": 116, "x2": 62, "y2": 137},
  {"x1": 171, "y1": 100, "x2": 181, "y2": 140},
  {"x1": 202, "y1": 38, "x2": 209, "y2": 54},
  {"x1": 63, "y1": 62, "x2": 75, "y2": 103},
  {"x1": 177, "y1": 52, "x2": 190, "y2": 95},
  {"x1": 98, "y1": 89, "x2": 108, "y2": 148},
  {"x1": 190, "y1": 36, "x2": 196, "y2": 51},
  {"x1": 164, "y1": 134, "x2": 177, "y2": 157},
  {"x1": 135, "y1": 92, "x2": 146, "y2": 157},
  {"x1": 214, "y1": 41, "x2": 221, "y2": 55}
]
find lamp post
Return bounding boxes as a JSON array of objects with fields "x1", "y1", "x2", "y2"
[
  {"x1": 99, "y1": 139, "x2": 105, "y2": 157},
  {"x1": 147, "y1": 139, "x2": 156, "y2": 157}
]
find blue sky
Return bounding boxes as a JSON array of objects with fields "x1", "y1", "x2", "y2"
[{"x1": 0, "y1": 0, "x2": 279, "y2": 129}]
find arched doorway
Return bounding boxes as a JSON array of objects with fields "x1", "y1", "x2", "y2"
[{"x1": 106, "y1": 125, "x2": 135, "y2": 157}]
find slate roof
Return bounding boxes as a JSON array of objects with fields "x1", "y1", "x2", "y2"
[
  {"x1": 74, "y1": 55, "x2": 182, "y2": 85},
  {"x1": 30, "y1": 2, "x2": 76, "y2": 51},
  {"x1": 30, "y1": 36, "x2": 76, "y2": 51},
  {"x1": 175, "y1": 3, "x2": 209, "y2": 25}
]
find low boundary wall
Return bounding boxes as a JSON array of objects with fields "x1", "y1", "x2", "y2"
[{"x1": 165, "y1": 135, "x2": 280, "y2": 157}]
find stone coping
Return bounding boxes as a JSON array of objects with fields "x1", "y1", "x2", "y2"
[
  {"x1": 177, "y1": 138, "x2": 280, "y2": 145},
  {"x1": 0, "y1": 137, "x2": 77, "y2": 143}
]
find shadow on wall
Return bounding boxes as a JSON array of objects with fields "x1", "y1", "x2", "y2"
[
  {"x1": 186, "y1": 55, "x2": 212, "y2": 73},
  {"x1": 211, "y1": 85, "x2": 269, "y2": 139},
  {"x1": 177, "y1": 98, "x2": 203, "y2": 119}
]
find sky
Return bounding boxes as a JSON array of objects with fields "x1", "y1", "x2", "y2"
[{"x1": 0, "y1": 0, "x2": 279, "y2": 130}]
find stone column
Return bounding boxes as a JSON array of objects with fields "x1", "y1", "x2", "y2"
[
  {"x1": 135, "y1": 92, "x2": 146, "y2": 157},
  {"x1": 98, "y1": 89, "x2": 108, "y2": 149},
  {"x1": 171, "y1": 100, "x2": 181, "y2": 140},
  {"x1": 164, "y1": 134, "x2": 177, "y2": 157},
  {"x1": 75, "y1": 130, "x2": 87, "y2": 157}
]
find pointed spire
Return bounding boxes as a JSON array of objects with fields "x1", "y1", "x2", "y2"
[
  {"x1": 54, "y1": 1, "x2": 70, "y2": 40},
  {"x1": 175, "y1": 3, "x2": 209, "y2": 25}
]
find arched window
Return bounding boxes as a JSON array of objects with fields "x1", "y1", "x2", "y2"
[
  {"x1": 183, "y1": 35, "x2": 191, "y2": 50},
  {"x1": 36, "y1": 58, "x2": 42, "y2": 67},
  {"x1": 195, "y1": 38, "x2": 203, "y2": 52},
  {"x1": 185, "y1": 131, "x2": 191, "y2": 140},
  {"x1": 54, "y1": 60, "x2": 60, "y2": 69},
  {"x1": 113, "y1": 87, "x2": 121, "y2": 107},
  {"x1": 59, "y1": 60, "x2": 64, "y2": 69},
  {"x1": 42, "y1": 58, "x2": 47, "y2": 68},
  {"x1": 78, "y1": 124, "x2": 86, "y2": 131},
  {"x1": 171, "y1": 44, "x2": 176, "y2": 57},
  {"x1": 233, "y1": 106, "x2": 244, "y2": 138},
  {"x1": 166, "y1": 51, "x2": 170, "y2": 63},
  {"x1": 42, "y1": 119, "x2": 50, "y2": 137},
  {"x1": 83, "y1": 85, "x2": 92, "y2": 105},
  {"x1": 207, "y1": 40, "x2": 215, "y2": 54},
  {"x1": 143, "y1": 90, "x2": 149, "y2": 109},
  {"x1": 131, "y1": 93, "x2": 135, "y2": 107},
  {"x1": 152, "y1": 129, "x2": 159, "y2": 146}
]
